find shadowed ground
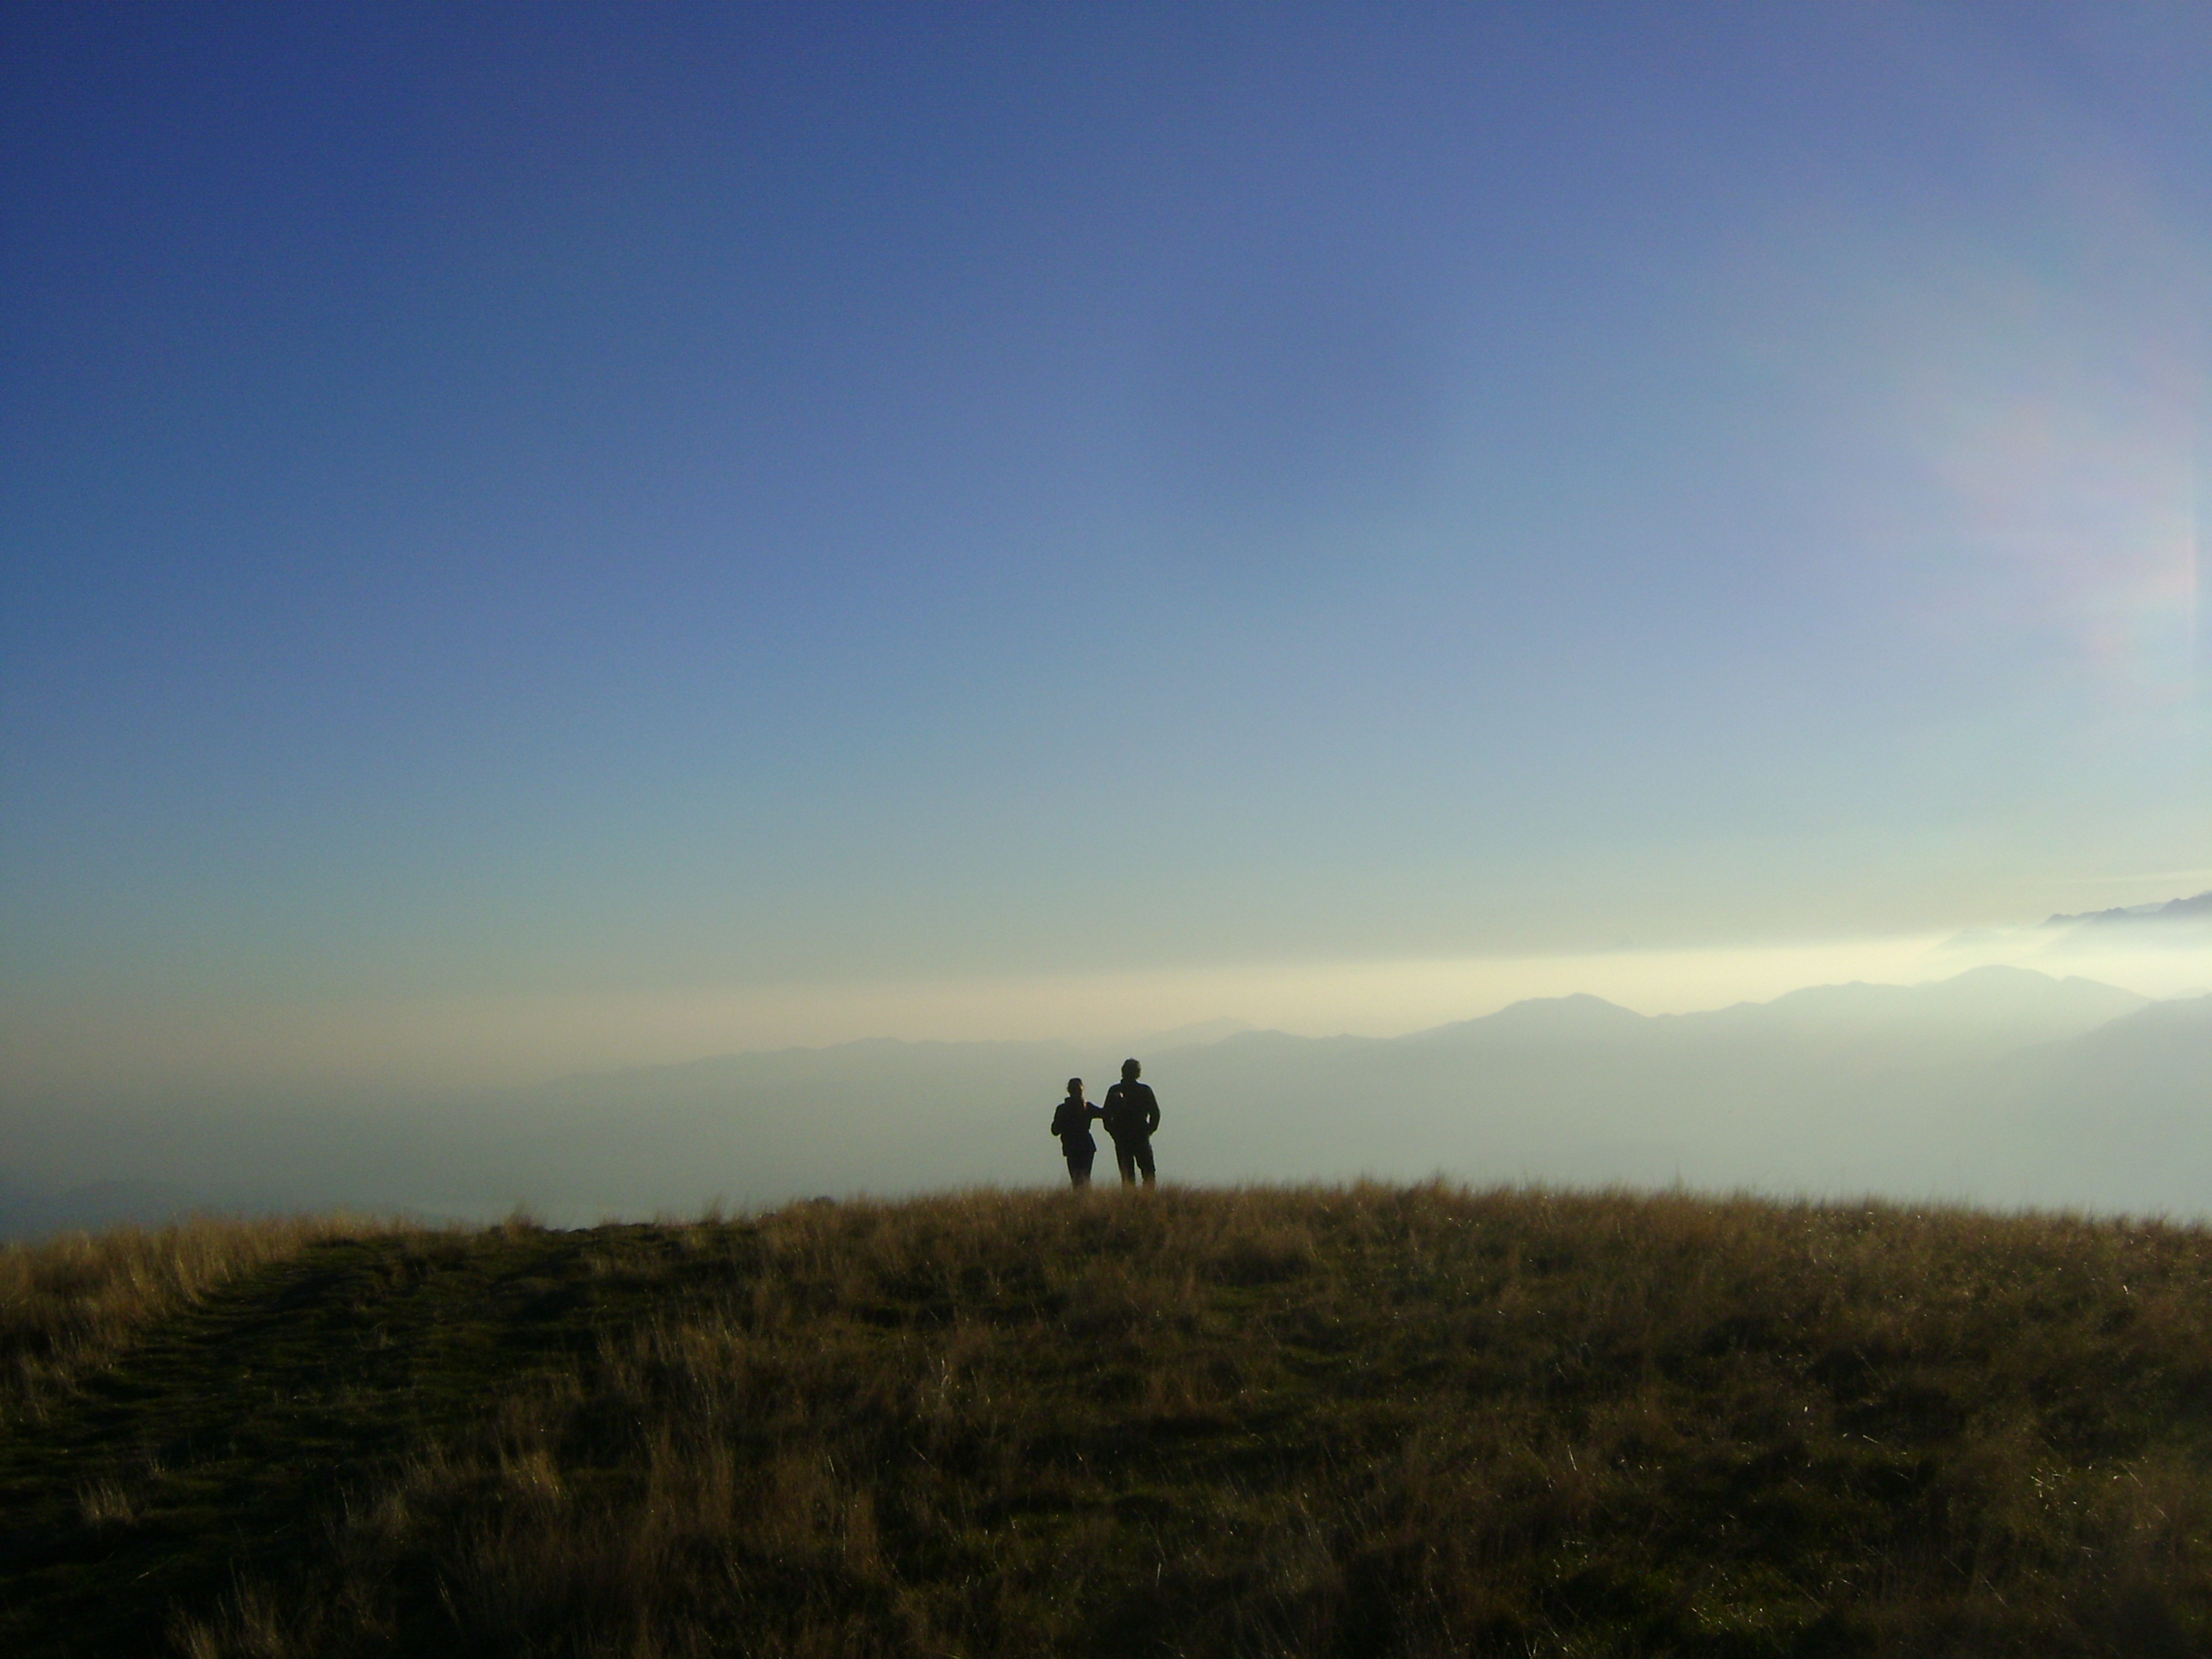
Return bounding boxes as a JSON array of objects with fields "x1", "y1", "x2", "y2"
[{"x1": 4, "y1": 1187, "x2": 2209, "y2": 1656}]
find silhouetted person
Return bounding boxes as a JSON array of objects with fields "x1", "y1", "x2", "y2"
[
  {"x1": 1100, "y1": 1058, "x2": 1161, "y2": 1187},
  {"x1": 1050, "y1": 1077, "x2": 1100, "y2": 1188}
]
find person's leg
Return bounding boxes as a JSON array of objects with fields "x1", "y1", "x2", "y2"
[
  {"x1": 1068, "y1": 1149, "x2": 1092, "y2": 1188},
  {"x1": 1114, "y1": 1138, "x2": 1138, "y2": 1185},
  {"x1": 1133, "y1": 1136, "x2": 1156, "y2": 1186}
]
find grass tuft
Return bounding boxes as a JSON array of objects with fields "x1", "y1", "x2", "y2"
[{"x1": 0, "y1": 1212, "x2": 421, "y2": 1421}]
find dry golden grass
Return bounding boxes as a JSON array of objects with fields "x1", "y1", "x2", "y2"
[
  {"x1": 0, "y1": 1211, "x2": 421, "y2": 1421},
  {"x1": 145, "y1": 1184, "x2": 2212, "y2": 1658}
]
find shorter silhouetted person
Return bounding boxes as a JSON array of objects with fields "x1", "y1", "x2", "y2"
[
  {"x1": 1050, "y1": 1077, "x2": 1100, "y2": 1188},
  {"x1": 1100, "y1": 1057, "x2": 1160, "y2": 1187}
]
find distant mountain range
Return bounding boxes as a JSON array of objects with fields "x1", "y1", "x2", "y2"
[
  {"x1": 2042, "y1": 890, "x2": 2212, "y2": 930},
  {"x1": 4, "y1": 965, "x2": 2204, "y2": 1238}
]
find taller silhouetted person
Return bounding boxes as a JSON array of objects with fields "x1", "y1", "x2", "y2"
[{"x1": 1100, "y1": 1058, "x2": 1161, "y2": 1187}]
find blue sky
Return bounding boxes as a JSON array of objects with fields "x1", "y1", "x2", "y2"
[{"x1": 3, "y1": 3, "x2": 2206, "y2": 1088}]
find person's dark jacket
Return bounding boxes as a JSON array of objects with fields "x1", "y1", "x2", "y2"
[
  {"x1": 1051, "y1": 1095, "x2": 1099, "y2": 1154},
  {"x1": 1100, "y1": 1079, "x2": 1160, "y2": 1142}
]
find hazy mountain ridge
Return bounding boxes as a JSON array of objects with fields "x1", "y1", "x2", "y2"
[
  {"x1": 2044, "y1": 890, "x2": 2212, "y2": 928},
  {"x1": 2, "y1": 972, "x2": 2204, "y2": 1236}
]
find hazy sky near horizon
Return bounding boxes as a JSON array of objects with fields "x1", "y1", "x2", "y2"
[{"x1": 4, "y1": 2, "x2": 2208, "y2": 1091}]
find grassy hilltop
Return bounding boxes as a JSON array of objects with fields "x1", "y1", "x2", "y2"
[{"x1": 4, "y1": 1187, "x2": 2209, "y2": 1658}]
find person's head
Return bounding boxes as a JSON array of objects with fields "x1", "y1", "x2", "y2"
[
  {"x1": 1121, "y1": 1058, "x2": 1141, "y2": 1080},
  {"x1": 1066, "y1": 1077, "x2": 1084, "y2": 1100}
]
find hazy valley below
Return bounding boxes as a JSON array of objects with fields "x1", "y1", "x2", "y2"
[{"x1": 4, "y1": 966, "x2": 2206, "y2": 1239}]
